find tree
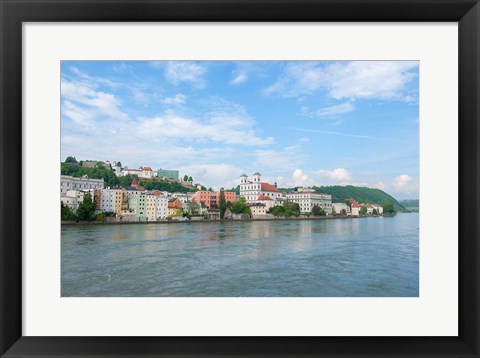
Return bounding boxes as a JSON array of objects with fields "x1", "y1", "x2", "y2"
[
  {"x1": 283, "y1": 201, "x2": 300, "y2": 218},
  {"x1": 187, "y1": 199, "x2": 200, "y2": 216},
  {"x1": 304, "y1": 212, "x2": 312, "y2": 217},
  {"x1": 383, "y1": 201, "x2": 396, "y2": 214},
  {"x1": 61, "y1": 202, "x2": 76, "y2": 221},
  {"x1": 230, "y1": 197, "x2": 251, "y2": 215},
  {"x1": 65, "y1": 156, "x2": 77, "y2": 164},
  {"x1": 359, "y1": 206, "x2": 368, "y2": 215},
  {"x1": 268, "y1": 205, "x2": 284, "y2": 218},
  {"x1": 183, "y1": 175, "x2": 189, "y2": 182},
  {"x1": 311, "y1": 205, "x2": 326, "y2": 216},
  {"x1": 76, "y1": 193, "x2": 97, "y2": 221},
  {"x1": 218, "y1": 190, "x2": 227, "y2": 219},
  {"x1": 188, "y1": 176, "x2": 193, "y2": 182},
  {"x1": 373, "y1": 208, "x2": 378, "y2": 215}
]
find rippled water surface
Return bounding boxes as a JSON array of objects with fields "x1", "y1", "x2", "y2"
[{"x1": 62, "y1": 214, "x2": 419, "y2": 297}]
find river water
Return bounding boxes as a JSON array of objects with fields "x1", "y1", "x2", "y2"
[{"x1": 61, "y1": 213, "x2": 419, "y2": 297}]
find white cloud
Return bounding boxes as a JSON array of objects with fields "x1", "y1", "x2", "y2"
[
  {"x1": 164, "y1": 61, "x2": 207, "y2": 88},
  {"x1": 177, "y1": 164, "x2": 240, "y2": 190},
  {"x1": 61, "y1": 79, "x2": 129, "y2": 122},
  {"x1": 230, "y1": 74, "x2": 247, "y2": 85},
  {"x1": 163, "y1": 93, "x2": 187, "y2": 105},
  {"x1": 374, "y1": 181, "x2": 387, "y2": 191},
  {"x1": 292, "y1": 169, "x2": 314, "y2": 187},
  {"x1": 264, "y1": 61, "x2": 418, "y2": 102},
  {"x1": 61, "y1": 100, "x2": 94, "y2": 129},
  {"x1": 393, "y1": 174, "x2": 412, "y2": 191},
  {"x1": 327, "y1": 61, "x2": 417, "y2": 100},
  {"x1": 313, "y1": 102, "x2": 355, "y2": 117},
  {"x1": 391, "y1": 174, "x2": 419, "y2": 198},
  {"x1": 112, "y1": 62, "x2": 128, "y2": 73},
  {"x1": 317, "y1": 168, "x2": 353, "y2": 182},
  {"x1": 255, "y1": 145, "x2": 307, "y2": 173},
  {"x1": 136, "y1": 111, "x2": 274, "y2": 146}
]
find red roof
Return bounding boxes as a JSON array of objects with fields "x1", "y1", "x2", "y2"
[
  {"x1": 261, "y1": 183, "x2": 280, "y2": 192},
  {"x1": 142, "y1": 166, "x2": 152, "y2": 171},
  {"x1": 257, "y1": 195, "x2": 273, "y2": 201}
]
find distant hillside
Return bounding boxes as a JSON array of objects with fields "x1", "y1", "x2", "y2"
[
  {"x1": 400, "y1": 199, "x2": 419, "y2": 212},
  {"x1": 61, "y1": 162, "x2": 196, "y2": 193},
  {"x1": 281, "y1": 185, "x2": 407, "y2": 213}
]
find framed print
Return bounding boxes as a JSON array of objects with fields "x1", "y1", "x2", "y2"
[{"x1": 1, "y1": 0, "x2": 479, "y2": 357}]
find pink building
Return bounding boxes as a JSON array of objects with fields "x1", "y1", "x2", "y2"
[{"x1": 192, "y1": 190, "x2": 237, "y2": 209}]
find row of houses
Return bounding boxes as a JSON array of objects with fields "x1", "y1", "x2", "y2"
[
  {"x1": 60, "y1": 175, "x2": 236, "y2": 221},
  {"x1": 60, "y1": 173, "x2": 384, "y2": 221}
]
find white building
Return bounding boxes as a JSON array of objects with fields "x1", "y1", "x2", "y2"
[
  {"x1": 121, "y1": 166, "x2": 154, "y2": 179},
  {"x1": 332, "y1": 203, "x2": 350, "y2": 215},
  {"x1": 60, "y1": 189, "x2": 93, "y2": 213},
  {"x1": 172, "y1": 192, "x2": 189, "y2": 204},
  {"x1": 99, "y1": 189, "x2": 117, "y2": 212},
  {"x1": 112, "y1": 161, "x2": 123, "y2": 176},
  {"x1": 155, "y1": 194, "x2": 169, "y2": 219},
  {"x1": 371, "y1": 204, "x2": 384, "y2": 214},
  {"x1": 248, "y1": 203, "x2": 267, "y2": 217},
  {"x1": 286, "y1": 190, "x2": 332, "y2": 214},
  {"x1": 256, "y1": 195, "x2": 276, "y2": 211},
  {"x1": 61, "y1": 175, "x2": 104, "y2": 195},
  {"x1": 239, "y1": 173, "x2": 283, "y2": 203}
]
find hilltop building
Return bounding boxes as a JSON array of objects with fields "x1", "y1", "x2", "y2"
[
  {"x1": 157, "y1": 169, "x2": 179, "y2": 180},
  {"x1": 121, "y1": 166, "x2": 155, "y2": 179}
]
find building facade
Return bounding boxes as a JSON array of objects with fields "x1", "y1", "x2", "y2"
[
  {"x1": 239, "y1": 173, "x2": 283, "y2": 203},
  {"x1": 145, "y1": 194, "x2": 157, "y2": 221},
  {"x1": 191, "y1": 190, "x2": 237, "y2": 209},
  {"x1": 157, "y1": 169, "x2": 179, "y2": 180},
  {"x1": 248, "y1": 202, "x2": 267, "y2": 217},
  {"x1": 128, "y1": 193, "x2": 148, "y2": 221},
  {"x1": 61, "y1": 175, "x2": 104, "y2": 195},
  {"x1": 332, "y1": 203, "x2": 350, "y2": 215},
  {"x1": 168, "y1": 198, "x2": 183, "y2": 217},
  {"x1": 286, "y1": 190, "x2": 332, "y2": 214},
  {"x1": 121, "y1": 166, "x2": 154, "y2": 179},
  {"x1": 155, "y1": 194, "x2": 169, "y2": 219}
]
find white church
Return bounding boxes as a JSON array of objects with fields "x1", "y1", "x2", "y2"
[{"x1": 239, "y1": 173, "x2": 284, "y2": 203}]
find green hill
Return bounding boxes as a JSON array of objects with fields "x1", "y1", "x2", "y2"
[
  {"x1": 281, "y1": 185, "x2": 407, "y2": 212},
  {"x1": 61, "y1": 162, "x2": 196, "y2": 193},
  {"x1": 400, "y1": 199, "x2": 419, "y2": 212}
]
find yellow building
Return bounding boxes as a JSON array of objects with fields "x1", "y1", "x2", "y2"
[
  {"x1": 146, "y1": 194, "x2": 157, "y2": 221},
  {"x1": 114, "y1": 189, "x2": 127, "y2": 214}
]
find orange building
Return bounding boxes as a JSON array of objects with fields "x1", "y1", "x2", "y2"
[{"x1": 191, "y1": 190, "x2": 237, "y2": 209}]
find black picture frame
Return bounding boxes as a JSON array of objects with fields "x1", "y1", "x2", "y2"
[{"x1": 1, "y1": 0, "x2": 479, "y2": 357}]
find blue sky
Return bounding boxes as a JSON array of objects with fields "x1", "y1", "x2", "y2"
[{"x1": 61, "y1": 61, "x2": 419, "y2": 199}]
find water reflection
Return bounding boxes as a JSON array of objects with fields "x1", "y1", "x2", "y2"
[{"x1": 62, "y1": 214, "x2": 419, "y2": 297}]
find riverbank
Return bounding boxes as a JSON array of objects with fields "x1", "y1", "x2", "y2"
[{"x1": 61, "y1": 214, "x2": 391, "y2": 226}]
